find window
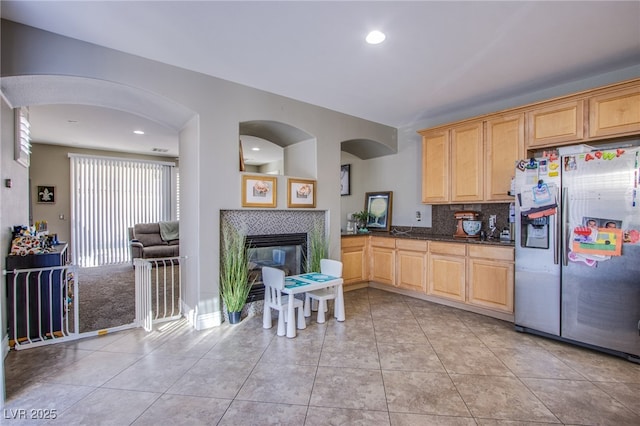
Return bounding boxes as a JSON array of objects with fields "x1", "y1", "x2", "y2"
[
  {"x1": 15, "y1": 106, "x2": 31, "y2": 167},
  {"x1": 69, "y1": 154, "x2": 175, "y2": 266}
]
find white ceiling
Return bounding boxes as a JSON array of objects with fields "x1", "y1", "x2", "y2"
[{"x1": 2, "y1": 1, "x2": 640, "y2": 159}]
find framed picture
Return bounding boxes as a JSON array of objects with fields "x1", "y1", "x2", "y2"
[
  {"x1": 365, "y1": 191, "x2": 392, "y2": 231},
  {"x1": 37, "y1": 186, "x2": 56, "y2": 204},
  {"x1": 242, "y1": 175, "x2": 277, "y2": 208},
  {"x1": 340, "y1": 164, "x2": 351, "y2": 196},
  {"x1": 287, "y1": 178, "x2": 316, "y2": 208}
]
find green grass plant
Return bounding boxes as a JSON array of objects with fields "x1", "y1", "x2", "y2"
[{"x1": 220, "y1": 224, "x2": 253, "y2": 313}]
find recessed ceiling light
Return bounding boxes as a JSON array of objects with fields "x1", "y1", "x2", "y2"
[
  {"x1": 252, "y1": 147, "x2": 260, "y2": 151},
  {"x1": 366, "y1": 30, "x2": 386, "y2": 45},
  {"x1": 133, "y1": 130, "x2": 145, "y2": 135}
]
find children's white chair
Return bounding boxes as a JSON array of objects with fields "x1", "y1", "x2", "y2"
[
  {"x1": 303, "y1": 259, "x2": 343, "y2": 323},
  {"x1": 262, "y1": 266, "x2": 305, "y2": 336}
]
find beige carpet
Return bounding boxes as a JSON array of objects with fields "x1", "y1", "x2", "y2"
[
  {"x1": 76, "y1": 263, "x2": 181, "y2": 333},
  {"x1": 77, "y1": 264, "x2": 136, "y2": 332}
]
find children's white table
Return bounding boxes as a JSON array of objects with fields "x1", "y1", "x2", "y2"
[{"x1": 282, "y1": 272, "x2": 345, "y2": 338}]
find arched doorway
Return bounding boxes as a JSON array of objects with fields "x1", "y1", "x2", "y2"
[{"x1": 1, "y1": 74, "x2": 197, "y2": 402}]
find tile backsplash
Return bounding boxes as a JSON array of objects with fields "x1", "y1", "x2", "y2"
[{"x1": 393, "y1": 203, "x2": 512, "y2": 237}]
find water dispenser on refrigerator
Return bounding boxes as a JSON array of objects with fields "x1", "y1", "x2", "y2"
[{"x1": 520, "y1": 216, "x2": 549, "y2": 249}]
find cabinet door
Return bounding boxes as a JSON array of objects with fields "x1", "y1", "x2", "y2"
[
  {"x1": 589, "y1": 85, "x2": 640, "y2": 138},
  {"x1": 341, "y1": 238, "x2": 368, "y2": 286},
  {"x1": 485, "y1": 114, "x2": 524, "y2": 201},
  {"x1": 428, "y1": 254, "x2": 465, "y2": 302},
  {"x1": 467, "y1": 258, "x2": 514, "y2": 313},
  {"x1": 451, "y1": 121, "x2": 483, "y2": 202},
  {"x1": 396, "y1": 239, "x2": 428, "y2": 293},
  {"x1": 526, "y1": 99, "x2": 585, "y2": 148},
  {"x1": 370, "y1": 238, "x2": 396, "y2": 286},
  {"x1": 421, "y1": 130, "x2": 450, "y2": 203}
]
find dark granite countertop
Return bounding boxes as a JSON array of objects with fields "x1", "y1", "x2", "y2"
[{"x1": 341, "y1": 231, "x2": 515, "y2": 247}]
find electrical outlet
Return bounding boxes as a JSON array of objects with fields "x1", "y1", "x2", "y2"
[{"x1": 489, "y1": 215, "x2": 497, "y2": 229}]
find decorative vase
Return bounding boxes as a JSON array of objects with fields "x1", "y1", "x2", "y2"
[{"x1": 228, "y1": 311, "x2": 242, "y2": 324}]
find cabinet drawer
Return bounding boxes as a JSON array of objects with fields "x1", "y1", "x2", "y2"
[
  {"x1": 370, "y1": 237, "x2": 396, "y2": 248},
  {"x1": 396, "y1": 239, "x2": 428, "y2": 251},
  {"x1": 341, "y1": 236, "x2": 367, "y2": 248},
  {"x1": 429, "y1": 242, "x2": 466, "y2": 256},
  {"x1": 468, "y1": 245, "x2": 514, "y2": 261}
]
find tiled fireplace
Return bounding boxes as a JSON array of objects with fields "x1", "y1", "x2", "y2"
[{"x1": 220, "y1": 209, "x2": 326, "y2": 316}]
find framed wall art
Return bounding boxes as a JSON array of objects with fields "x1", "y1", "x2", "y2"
[
  {"x1": 37, "y1": 186, "x2": 56, "y2": 204},
  {"x1": 340, "y1": 164, "x2": 351, "y2": 196},
  {"x1": 242, "y1": 175, "x2": 277, "y2": 208},
  {"x1": 287, "y1": 178, "x2": 316, "y2": 208},
  {"x1": 365, "y1": 191, "x2": 392, "y2": 231}
]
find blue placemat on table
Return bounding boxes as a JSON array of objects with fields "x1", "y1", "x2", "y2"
[
  {"x1": 285, "y1": 277, "x2": 309, "y2": 288},
  {"x1": 297, "y1": 273, "x2": 337, "y2": 283}
]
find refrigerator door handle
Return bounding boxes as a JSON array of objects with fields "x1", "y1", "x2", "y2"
[
  {"x1": 561, "y1": 187, "x2": 568, "y2": 266},
  {"x1": 554, "y1": 197, "x2": 560, "y2": 265}
]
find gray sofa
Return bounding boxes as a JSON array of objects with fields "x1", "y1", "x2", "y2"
[{"x1": 129, "y1": 222, "x2": 179, "y2": 262}]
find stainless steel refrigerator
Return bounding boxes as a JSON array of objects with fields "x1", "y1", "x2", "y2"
[{"x1": 514, "y1": 144, "x2": 640, "y2": 362}]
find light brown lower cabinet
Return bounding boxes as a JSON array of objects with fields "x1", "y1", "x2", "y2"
[
  {"x1": 341, "y1": 236, "x2": 515, "y2": 318},
  {"x1": 467, "y1": 245, "x2": 514, "y2": 313},
  {"x1": 396, "y1": 239, "x2": 428, "y2": 293},
  {"x1": 340, "y1": 236, "x2": 368, "y2": 287},
  {"x1": 369, "y1": 236, "x2": 396, "y2": 286},
  {"x1": 427, "y1": 242, "x2": 466, "y2": 302}
]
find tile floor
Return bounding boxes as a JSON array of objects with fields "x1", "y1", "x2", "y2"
[{"x1": 3, "y1": 287, "x2": 640, "y2": 425}]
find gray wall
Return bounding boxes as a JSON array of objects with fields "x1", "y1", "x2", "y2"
[
  {"x1": 0, "y1": 20, "x2": 397, "y2": 330},
  {"x1": 0, "y1": 97, "x2": 30, "y2": 363}
]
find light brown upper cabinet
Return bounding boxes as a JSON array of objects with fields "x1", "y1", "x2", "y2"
[
  {"x1": 421, "y1": 116, "x2": 522, "y2": 204},
  {"x1": 420, "y1": 78, "x2": 640, "y2": 205},
  {"x1": 589, "y1": 85, "x2": 640, "y2": 139},
  {"x1": 485, "y1": 113, "x2": 525, "y2": 201},
  {"x1": 526, "y1": 98, "x2": 586, "y2": 149},
  {"x1": 451, "y1": 121, "x2": 484, "y2": 202},
  {"x1": 420, "y1": 129, "x2": 450, "y2": 204}
]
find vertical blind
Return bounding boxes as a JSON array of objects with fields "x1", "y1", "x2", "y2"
[{"x1": 69, "y1": 154, "x2": 174, "y2": 267}]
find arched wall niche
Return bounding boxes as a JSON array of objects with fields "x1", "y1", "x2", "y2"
[
  {"x1": 239, "y1": 120, "x2": 317, "y2": 178},
  {"x1": 341, "y1": 138, "x2": 396, "y2": 160}
]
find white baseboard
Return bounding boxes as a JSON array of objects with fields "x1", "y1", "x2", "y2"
[
  {"x1": 182, "y1": 301, "x2": 223, "y2": 330},
  {"x1": 1, "y1": 335, "x2": 8, "y2": 360}
]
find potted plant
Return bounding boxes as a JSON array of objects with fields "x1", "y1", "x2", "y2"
[
  {"x1": 352, "y1": 210, "x2": 370, "y2": 233},
  {"x1": 305, "y1": 220, "x2": 328, "y2": 273},
  {"x1": 220, "y1": 224, "x2": 253, "y2": 324}
]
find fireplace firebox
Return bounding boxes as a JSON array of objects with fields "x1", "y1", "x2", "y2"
[{"x1": 245, "y1": 233, "x2": 307, "y2": 302}]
